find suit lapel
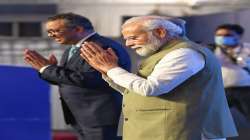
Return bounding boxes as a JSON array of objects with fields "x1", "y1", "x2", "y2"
[
  {"x1": 60, "y1": 47, "x2": 71, "y2": 66},
  {"x1": 67, "y1": 34, "x2": 99, "y2": 64},
  {"x1": 63, "y1": 34, "x2": 100, "y2": 65}
]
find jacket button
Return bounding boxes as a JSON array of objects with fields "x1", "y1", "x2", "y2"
[
  {"x1": 122, "y1": 104, "x2": 125, "y2": 107},
  {"x1": 124, "y1": 118, "x2": 128, "y2": 121}
]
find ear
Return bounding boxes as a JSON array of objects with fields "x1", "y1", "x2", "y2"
[{"x1": 152, "y1": 27, "x2": 167, "y2": 39}]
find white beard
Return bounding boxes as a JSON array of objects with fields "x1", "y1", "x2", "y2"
[{"x1": 132, "y1": 32, "x2": 162, "y2": 57}]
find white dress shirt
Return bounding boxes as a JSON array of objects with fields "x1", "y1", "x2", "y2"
[
  {"x1": 215, "y1": 46, "x2": 250, "y2": 88},
  {"x1": 107, "y1": 48, "x2": 205, "y2": 96}
]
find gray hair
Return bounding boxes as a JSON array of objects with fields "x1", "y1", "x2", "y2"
[{"x1": 122, "y1": 16, "x2": 185, "y2": 38}]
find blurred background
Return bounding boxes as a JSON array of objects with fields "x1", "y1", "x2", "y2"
[{"x1": 1, "y1": 0, "x2": 250, "y2": 140}]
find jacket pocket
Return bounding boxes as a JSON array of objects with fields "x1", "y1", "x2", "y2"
[{"x1": 125, "y1": 109, "x2": 170, "y2": 140}]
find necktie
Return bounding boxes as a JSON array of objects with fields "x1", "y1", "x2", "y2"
[{"x1": 68, "y1": 46, "x2": 78, "y2": 61}]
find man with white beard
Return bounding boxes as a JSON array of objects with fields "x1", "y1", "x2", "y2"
[{"x1": 79, "y1": 16, "x2": 238, "y2": 140}]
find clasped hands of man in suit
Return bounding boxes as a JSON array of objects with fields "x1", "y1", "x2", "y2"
[
  {"x1": 24, "y1": 41, "x2": 118, "y2": 73},
  {"x1": 23, "y1": 49, "x2": 58, "y2": 70},
  {"x1": 80, "y1": 42, "x2": 119, "y2": 74}
]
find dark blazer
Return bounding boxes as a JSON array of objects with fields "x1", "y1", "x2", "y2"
[{"x1": 40, "y1": 33, "x2": 131, "y2": 127}]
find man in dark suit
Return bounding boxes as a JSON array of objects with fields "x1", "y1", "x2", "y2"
[{"x1": 23, "y1": 13, "x2": 131, "y2": 140}]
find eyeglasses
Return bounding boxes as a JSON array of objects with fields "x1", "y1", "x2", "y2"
[
  {"x1": 47, "y1": 26, "x2": 75, "y2": 36},
  {"x1": 47, "y1": 28, "x2": 69, "y2": 35}
]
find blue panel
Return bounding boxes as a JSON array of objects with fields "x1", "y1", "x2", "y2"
[{"x1": 0, "y1": 65, "x2": 51, "y2": 140}]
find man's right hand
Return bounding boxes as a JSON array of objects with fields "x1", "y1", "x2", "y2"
[{"x1": 23, "y1": 49, "x2": 57, "y2": 70}]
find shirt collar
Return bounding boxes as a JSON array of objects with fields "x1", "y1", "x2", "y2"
[{"x1": 74, "y1": 31, "x2": 97, "y2": 48}]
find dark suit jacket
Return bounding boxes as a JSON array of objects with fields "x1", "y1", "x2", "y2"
[
  {"x1": 225, "y1": 86, "x2": 250, "y2": 120},
  {"x1": 40, "y1": 33, "x2": 131, "y2": 127}
]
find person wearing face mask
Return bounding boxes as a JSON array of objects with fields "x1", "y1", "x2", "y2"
[
  {"x1": 214, "y1": 24, "x2": 250, "y2": 89},
  {"x1": 79, "y1": 16, "x2": 238, "y2": 140},
  {"x1": 214, "y1": 24, "x2": 250, "y2": 129}
]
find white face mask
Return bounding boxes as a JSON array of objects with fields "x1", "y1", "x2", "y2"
[{"x1": 132, "y1": 32, "x2": 162, "y2": 57}]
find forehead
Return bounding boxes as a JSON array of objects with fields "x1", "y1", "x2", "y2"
[
  {"x1": 46, "y1": 19, "x2": 66, "y2": 29},
  {"x1": 215, "y1": 28, "x2": 237, "y2": 36},
  {"x1": 122, "y1": 23, "x2": 146, "y2": 36}
]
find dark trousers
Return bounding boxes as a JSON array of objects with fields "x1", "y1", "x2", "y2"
[{"x1": 72, "y1": 123, "x2": 121, "y2": 140}]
